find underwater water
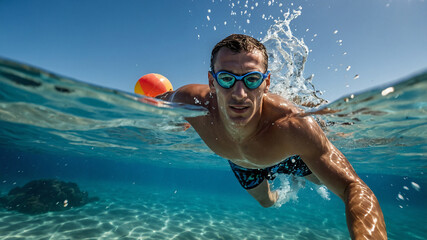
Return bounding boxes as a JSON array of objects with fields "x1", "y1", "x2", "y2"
[
  {"x1": 0, "y1": 57, "x2": 426, "y2": 239},
  {"x1": 1, "y1": 4, "x2": 426, "y2": 239}
]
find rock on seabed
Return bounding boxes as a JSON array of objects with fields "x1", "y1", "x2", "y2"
[{"x1": 0, "y1": 179, "x2": 99, "y2": 214}]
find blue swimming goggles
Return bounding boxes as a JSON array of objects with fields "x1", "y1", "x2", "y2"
[{"x1": 210, "y1": 70, "x2": 270, "y2": 90}]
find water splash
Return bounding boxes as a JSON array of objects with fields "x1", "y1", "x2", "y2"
[
  {"x1": 272, "y1": 175, "x2": 306, "y2": 208},
  {"x1": 262, "y1": 8, "x2": 327, "y2": 108}
]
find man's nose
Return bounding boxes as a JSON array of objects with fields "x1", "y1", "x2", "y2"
[{"x1": 231, "y1": 81, "x2": 247, "y2": 100}]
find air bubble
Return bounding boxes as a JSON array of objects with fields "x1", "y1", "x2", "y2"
[{"x1": 411, "y1": 182, "x2": 420, "y2": 191}]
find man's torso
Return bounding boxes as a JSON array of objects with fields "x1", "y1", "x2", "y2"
[{"x1": 182, "y1": 85, "x2": 306, "y2": 169}]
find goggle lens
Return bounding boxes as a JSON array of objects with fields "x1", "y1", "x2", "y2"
[
  {"x1": 243, "y1": 73, "x2": 263, "y2": 89},
  {"x1": 217, "y1": 72, "x2": 236, "y2": 88}
]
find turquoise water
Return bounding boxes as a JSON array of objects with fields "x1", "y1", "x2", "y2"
[{"x1": 0, "y1": 55, "x2": 426, "y2": 239}]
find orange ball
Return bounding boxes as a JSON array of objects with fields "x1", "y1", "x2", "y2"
[{"x1": 134, "y1": 73, "x2": 173, "y2": 97}]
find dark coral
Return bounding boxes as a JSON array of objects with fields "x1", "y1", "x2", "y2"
[{"x1": 0, "y1": 179, "x2": 99, "y2": 214}]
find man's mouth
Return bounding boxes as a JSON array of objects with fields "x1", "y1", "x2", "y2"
[{"x1": 229, "y1": 105, "x2": 250, "y2": 113}]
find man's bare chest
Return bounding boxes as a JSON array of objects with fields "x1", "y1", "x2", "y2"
[{"x1": 190, "y1": 119, "x2": 292, "y2": 168}]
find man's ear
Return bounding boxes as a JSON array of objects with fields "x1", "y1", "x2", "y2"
[
  {"x1": 264, "y1": 73, "x2": 271, "y2": 93},
  {"x1": 208, "y1": 71, "x2": 216, "y2": 93}
]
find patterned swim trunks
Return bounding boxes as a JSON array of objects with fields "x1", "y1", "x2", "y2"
[{"x1": 228, "y1": 155, "x2": 312, "y2": 189}]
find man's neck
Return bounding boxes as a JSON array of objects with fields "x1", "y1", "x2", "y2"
[{"x1": 220, "y1": 109, "x2": 263, "y2": 144}]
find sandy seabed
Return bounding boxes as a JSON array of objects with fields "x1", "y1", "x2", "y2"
[
  {"x1": 0, "y1": 181, "x2": 352, "y2": 240},
  {"x1": 1, "y1": 180, "x2": 425, "y2": 240}
]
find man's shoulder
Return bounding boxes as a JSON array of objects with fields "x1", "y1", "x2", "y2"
[
  {"x1": 263, "y1": 94, "x2": 317, "y2": 134},
  {"x1": 263, "y1": 93, "x2": 301, "y2": 119}
]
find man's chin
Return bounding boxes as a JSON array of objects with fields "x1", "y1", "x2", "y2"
[{"x1": 228, "y1": 116, "x2": 250, "y2": 127}]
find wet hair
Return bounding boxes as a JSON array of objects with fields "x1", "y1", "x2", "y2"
[{"x1": 210, "y1": 34, "x2": 268, "y2": 73}]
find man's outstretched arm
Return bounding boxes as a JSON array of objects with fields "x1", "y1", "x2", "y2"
[
  {"x1": 344, "y1": 180, "x2": 387, "y2": 239},
  {"x1": 307, "y1": 146, "x2": 386, "y2": 239},
  {"x1": 286, "y1": 117, "x2": 387, "y2": 239}
]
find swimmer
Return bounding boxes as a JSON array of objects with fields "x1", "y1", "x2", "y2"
[{"x1": 156, "y1": 34, "x2": 386, "y2": 239}]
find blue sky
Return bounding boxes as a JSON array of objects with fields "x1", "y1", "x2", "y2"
[{"x1": 1, "y1": 0, "x2": 426, "y2": 101}]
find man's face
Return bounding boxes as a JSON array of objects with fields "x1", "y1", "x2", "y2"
[{"x1": 209, "y1": 47, "x2": 270, "y2": 127}]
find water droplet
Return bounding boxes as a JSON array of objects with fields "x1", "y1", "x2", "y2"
[
  {"x1": 353, "y1": 74, "x2": 359, "y2": 80},
  {"x1": 207, "y1": 16, "x2": 210, "y2": 21},
  {"x1": 403, "y1": 186, "x2": 409, "y2": 190},
  {"x1": 397, "y1": 193, "x2": 404, "y2": 200},
  {"x1": 333, "y1": 30, "x2": 338, "y2": 34},
  {"x1": 381, "y1": 87, "x2": 394, "y2": 96},
  {"x1": 346, "y1": 66, "x2": 351, "y2": 71}
]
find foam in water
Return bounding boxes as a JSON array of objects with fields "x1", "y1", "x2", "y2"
[
  {"x1": 272, "y1": 175, "x2": 304, "y2": 208},
  {"x1": 271, "y1": 175, "x2": 332, "y2": 208}
]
